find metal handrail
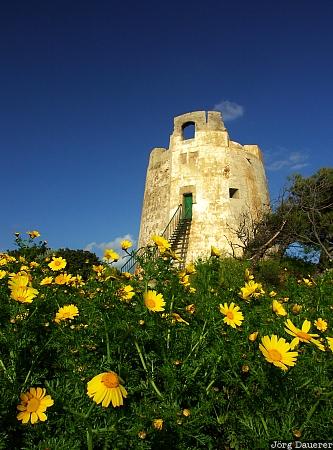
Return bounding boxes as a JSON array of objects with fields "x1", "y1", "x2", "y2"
[
  {"x1": 162, "y1": 205, "x2": 182, "y2": 241},
  {"x1": 120, "y1": 205, "x2": 183, "y2": 273}
]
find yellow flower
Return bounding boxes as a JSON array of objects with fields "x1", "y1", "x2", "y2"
[
  {"x1": 182, "y1": 409, "x2": 191, "y2": 417},
  {"x1": 152, "y1": 235, "x2": 171, "y2": 253},
  {"x1": 8, "y1": 272, "x2": 30, "y2": 289},
  {"x1": 179, "y1": 273, "x2": 190, "y2": 287},
  {"x1": 17, "y1": 387, "x2": 54, "y2": 424},
  {"x1": 239, "y1": 280, "x2": 265, "y2": 301},
  {"x1": 219, "y1": 302, "x2": 244, "y2": 328},
  {"x1": 152, "y1": 418, "x2": 164, "y2": 430},
  {"x1": 40, "y1": 276, "x2": 53, "y2": 285},
  {"x1": 248, "y1": 331, "x2": 259, "y2": 342},
  {"x1": 87, "y1": 371, "x2": 127, "y2": 408},
  {"x1": 48, "y1": 257, "x2": 67, "y2": 271},
  {"x1": 54, "y1": 304, "x2": 79, "y2": 323},
  {"x1": 118, "y1": 285, "x2": 135, "y2": 302},
  {"x1": 303, "y1": 278, "x2": 314, "y2": 287},
  {"x1": 244, "y1": 268, "x2": 254, "y2": 281},
  {"x1": 185, "y1": 304, "x2": 196, "y2": 314},
  {"x1": 0, "y1": 270, "x2": 7, "y2": 279},
  {"x1": 291, "y1": 304, "x2": 302, "y2": 315},
  {"x1": 104, "y1": 249, "x2": 120, "y2": 262},
  {"x1": 171, "y1": 313, "x2": 189, "y2": 325},
  {"x1": 269, "y1": 291, "x2": 277, "y2": 297},
  {"x1": 122, "y1": 271, "x2": 132, "y2": 280},
  {"x1": 144, "y1": 290, "x2": 165, "y2": 312},
  {"x1": 211, "y1": 245, "x2": 221, "y2": 257},
  {"x1": 314, "y1": 318, "x2": 328, "y2": 332},
  {"x1": 284, "y1": 319, "x2": 325, "y2": 351},
  {"x1": 27, "y1": 230, "x2": 40, "y2": 239},
  {"x1": 54, "y1": 273, "x2": 73, "y2": 285},
  {"x1": 272, "y1": 300, "x2": 287, "y2": 316},
  {"x1": 259, "y1": 335, "x2": 298, "y2": 371},
  {"x1": 29, "y1": 261, "x2": 39, "y2": 268},
  {"x1": 11, "y1": 286, "x2": 38, "y2": 303},
  {"x1": 185, "y1": 263, "x2": 196, "y2": 274},
  {"x1": 327, "y1": 337, "x2": 333, "y2": 352},
  {"x1": 121, "y1": 240, "x2": 132, "y2": 250},
  {"x1": 70, "y1": 275, "x2": 85, "y2": 287}
]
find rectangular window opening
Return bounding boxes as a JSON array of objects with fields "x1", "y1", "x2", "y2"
[{"x1": 229, "y1": 188, "x2": 239, "y2": 199}]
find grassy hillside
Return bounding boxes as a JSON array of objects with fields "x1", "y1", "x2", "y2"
[{"x1": 0, "y1": 234, "x2": 332, "y2": 449}]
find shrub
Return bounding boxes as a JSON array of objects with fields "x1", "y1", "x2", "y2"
[{"x1": 53, "y1": 248, "x2": 101, "y2": 280}]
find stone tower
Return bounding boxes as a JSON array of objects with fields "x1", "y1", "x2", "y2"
[{"x1": 138, "y1": 110, "x2": 270, "y2": 263}]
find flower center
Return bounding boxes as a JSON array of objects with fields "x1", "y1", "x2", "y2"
[
  {"x1": 102, "y1": 372, "x2": 119, "y2": 388},
  {"x1": 226, "y1": 311, "x2": 234, "y2": 319},
  {"x1": 268, "y1": 348, "x2": 282, "y2": 361},
  {"x1": 145, "y1": 298, "x2": 156, "y2": 308},
  {"x1": 26, "y1": 397, "x2": 41, "y2": 412},
  {"x1": 296, "y1": 331, "x2": 311, "y2": 341}
]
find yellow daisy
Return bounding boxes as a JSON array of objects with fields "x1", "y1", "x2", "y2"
[
  {"x1": 259, "y1": 335, "x2": 298, "y2": 371},
  {"x1": 272, "y1": 300, "x2": 287, "y2": 316},
  {"x1": 54, "y1": 273, "x2": 73, "y2": 285},
  {"x1": 104, "y1": 249, "x2": 120, "y2": 262},
  {"x1": 87, "y1": 371, "x2": 127, "y2": 408},
  {"x1": 211, "y1": 245, "x2": 221, "y2": 257},
  {"x1": 152, "y1": 235, "x2": 171, "y2": 254},
  {"x1": 121, "y1": 240, "x2": 132, "y2": 250},
  {"x1": 327, "y1": 337, "x2": 333, "y2": 352},
  {"x1": 144, "y1": 290, "x2": 165, "y2": 312},
  {"x1": 17, "y1": 387, "x2": 54, "y2": 424},
  {"x1": 248, "y1": 331, "x2": 259, "y2": 342},
  {"x1": 244, "y1": 268, "x2": 254, "y2": 281},
  {"x1": 118, "y1": 285, "x2": 135, "y2": 302},
  {"x1": 152, "y1": 419, "x2": 164, "y2": 430},
  {"x1": 40, "y1": 276, "x2": 53, "y2": 285},
  {"x1": 314, "y1": 318, "x2": 328, "y2": 332},
  {"x1": 284, "y1": 319, "x2": 325, "y2": 351},
  {"x1": 219, "y1": 302, "x2": 244, "y2": 328},
  {"x1": 8, "y1": 272, "x2": 30, "y2": 289},
  {"x1": 0, "y1": 270, "x2": 7, "y2": 279},
  {"x1": 48, "y1": 257, "x2": 67, "y2": 271},
  {"x1": 54, "y1": 304, "x2": 79, "y2": 323},
  {"x1": 11, "y1": 286, "x2": 38, "y2": 304},
  {"x1": 27, "y1": 230, "x2": 40, "y2": 239},
  {"x1": 239, "y1": 280, "x2": 265, "y2": 301}
]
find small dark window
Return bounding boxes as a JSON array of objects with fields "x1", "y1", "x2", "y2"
[
  {"x1": 182, "y1": 122, "x2": 195, "y2": 140},
  {"x1": 229, "y1": 188, "x2": 239, "y2": 199}
]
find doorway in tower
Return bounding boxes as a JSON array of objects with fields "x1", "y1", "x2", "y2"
[{"x1": 182, "y1": 193, "x2": 193, "y2": 219}]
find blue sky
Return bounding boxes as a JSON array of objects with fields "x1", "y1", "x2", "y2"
[{"x1": 1, "y1": 0, "x2": 332, "y2": 258}]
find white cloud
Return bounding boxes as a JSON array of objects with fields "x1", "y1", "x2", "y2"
[
  {"x1": 84, "y1": 234, "x2": 137, "y2": 268},
  {"x1": 213, "y1": 100, "x2": 244, "y2": 121},
  {"x1": 265, "y1": 148, "x2": 309, "y2": 172}
]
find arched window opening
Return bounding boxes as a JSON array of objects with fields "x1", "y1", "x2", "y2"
[
  {"x1": 182, "y1": 122, "x2": 195, "y2": 140},
  {"x1": 229, "y1": 188, "x2": 240, "y2": 199}
]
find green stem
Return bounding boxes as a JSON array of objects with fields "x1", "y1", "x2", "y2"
[
  {"x1": 134, "y1": 339, "x2": 148, "y2": 372},
  {"x1": 134, "y1": 339, "x2": 163, "y2": 399},
  {"x1": 103, "y1": 320, "x2": 111, "y2": 364},
  {"x1": 22, "y1": 335, "x2": 54, "y2": 389},
  {"x1": 166, "y1": 295, "x2": 175, "y2": 351},
  {"x1": 0, "y1": 359, "x2": 13, "y2": 382},
  {"x1": 87, "y1": 426, "x2": 93, "y2": 450},
  {"x1": 183, "y1": 320, "x2": 208, "y2": 365}
]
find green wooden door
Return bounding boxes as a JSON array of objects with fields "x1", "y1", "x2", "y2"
[{"x1": 183, "y1": 194, "x2": 193, "y2": 219}]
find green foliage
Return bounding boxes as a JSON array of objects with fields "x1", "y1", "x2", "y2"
[
  {"x1": 8, "y1": 233, "x2": 49, "y2": 263},
  {"x1": 1, "y1": 241, "x2": 333, "y2": 449},
  {"x1": 245, "y1": 168, "x2": 333, "y2": 267},
  {"x1": 54, "y1": 248, "x2": 101, "y2": 279}
]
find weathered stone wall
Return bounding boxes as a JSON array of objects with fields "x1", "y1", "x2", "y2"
[
  {"x1": 138, "y1": 147, "x2": 171, "y2": 249},
  {"x1": 138, "y1": 111, "x2": 270, "y2": 261}
]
